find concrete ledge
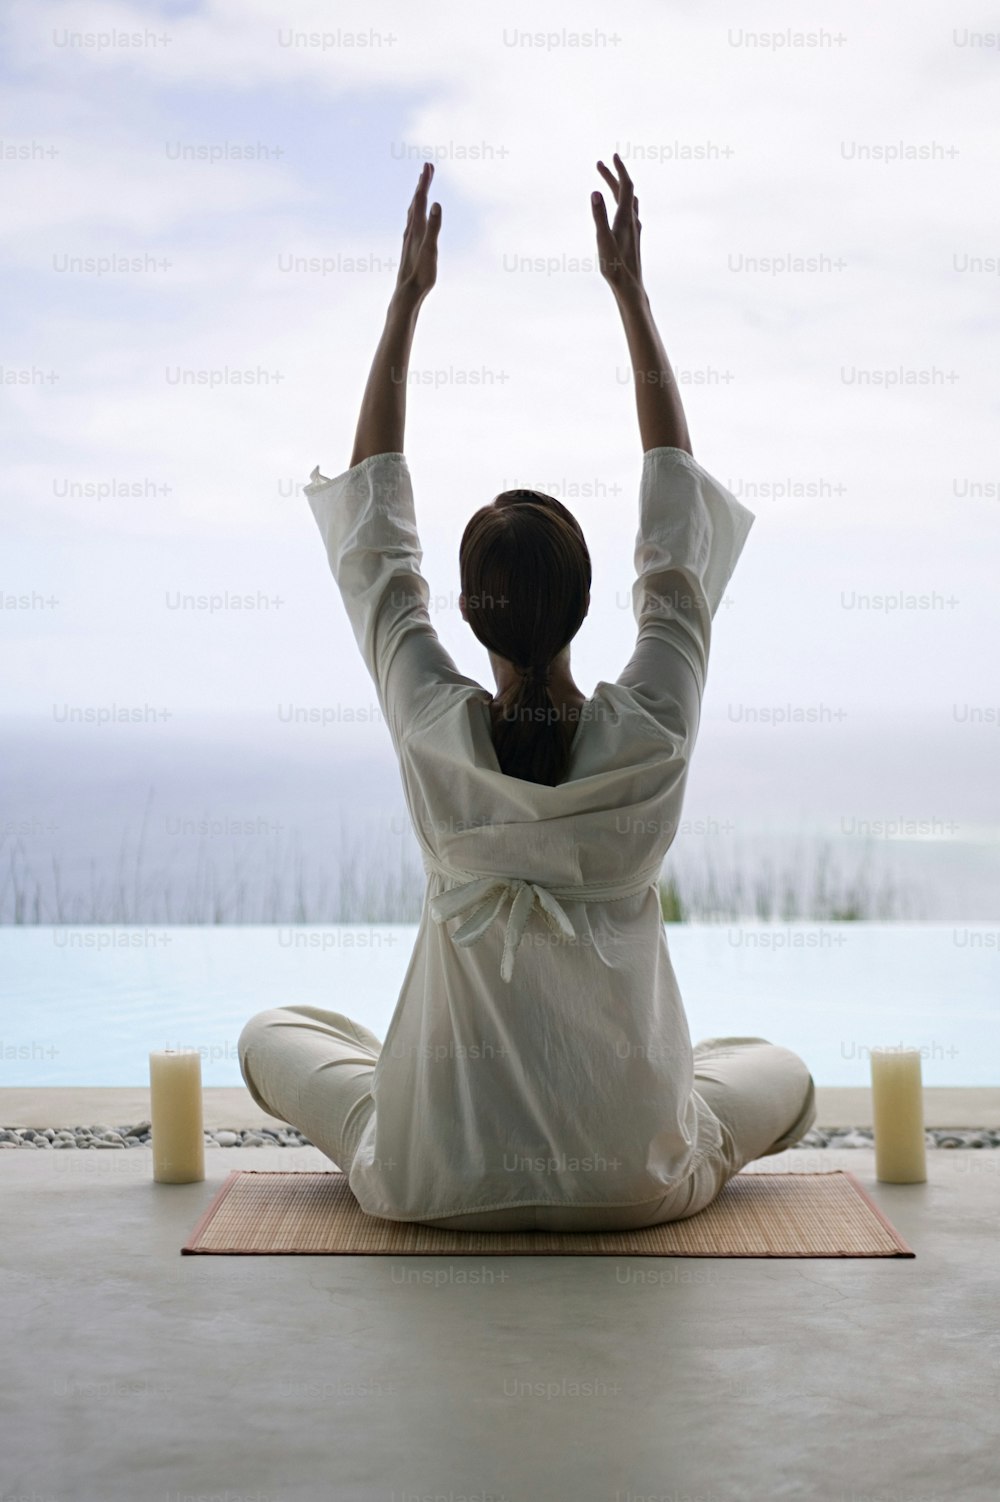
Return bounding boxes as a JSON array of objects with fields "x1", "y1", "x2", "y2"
[
  {"x1": 815, "y1": 1086, "x2": 1000, "y2": 1128},
  {"x1": 0, "y1": 1087, "x2": 293, "y2": 1130},
  {"x1": 2, "y1": 1085, "x2": 999, "y2": 1130}
]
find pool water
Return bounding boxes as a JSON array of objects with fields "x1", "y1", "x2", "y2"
[{"x1": 1, "y1": 923, "x2": 996, "y2": 1087}]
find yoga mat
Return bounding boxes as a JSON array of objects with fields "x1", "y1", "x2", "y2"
[{"x1": 181, "y1": 1170, "x2": 914, "y2": 1257}]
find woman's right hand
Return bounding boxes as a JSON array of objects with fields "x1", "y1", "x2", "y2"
[{"x1": 592, "y1": 153, "x2": 645, "y2": 302}]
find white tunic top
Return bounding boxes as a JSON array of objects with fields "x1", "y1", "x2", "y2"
[{"x1": 305, "y1": 447, "x2": 755, "y2": 1221}]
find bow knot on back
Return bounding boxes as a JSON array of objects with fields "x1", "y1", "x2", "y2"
[{"x1": 428, "y1": 876, "x2": 577, "y2": 983}]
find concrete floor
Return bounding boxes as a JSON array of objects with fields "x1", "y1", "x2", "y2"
[
  {"x1": 4, "y1": 1083, "x2": 1000, "y2": 1128},
  {"x1": 3, "y1": 1147, "x2": 999, "y2": 1502}
]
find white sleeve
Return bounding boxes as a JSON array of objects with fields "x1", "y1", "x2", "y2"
[
  {"x1": 615, "y1": 446, "x2": 755, "y2": 744},
  {"x1": 305, "y1": 452, "x2": 477, "y2": 748}
]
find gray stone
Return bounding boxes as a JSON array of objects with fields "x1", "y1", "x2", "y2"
[
  {"x1": 94, "y1": 1141, "x2": 125, "y2": 1150},
  {"x1": 10, "y1": 1121, "x2": 999, "y2": 1154}
]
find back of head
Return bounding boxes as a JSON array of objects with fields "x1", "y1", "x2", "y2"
[{"x1": 459, "y1": 490, "x2": 591, "y2": 787}]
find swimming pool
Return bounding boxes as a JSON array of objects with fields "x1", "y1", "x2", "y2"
[{"x1": 1, "y1": 923, "x2": 996, "y2": 1087}]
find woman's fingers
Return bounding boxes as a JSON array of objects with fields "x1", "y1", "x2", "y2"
[
  {"x1": 394, "y1": 162, "x2": 441, "y2": 297},
  {"x1": 591, "y1": 191, "x2": 622, "y2": 282},
  {"x1": 614, "y1": 167, "x2": 634, "y2": 224},
  {"x1": 591, "y1": 190, "x2": 611, "y2": 232},
  {"x1": 408, "y1": 165, "x2": 430, "y2": 204},
  {"x1": 408, "y1": 161, "x2": 434, "y2": 226},
  {"x1": 596, "y1": 159, "x2": 620, "y2": 202},
  {"x1": 596, "y1": 154, "x2": 636, "y2": 225},
  {"x1": 593, "y1": 154, "x2": 643, "y2": 293},
  {"x1": 414, "y1": 163, "x2": 432, "y2": 226},
  {"x1": 612, "y1": 151, "x2": 634, "y2": 197}
]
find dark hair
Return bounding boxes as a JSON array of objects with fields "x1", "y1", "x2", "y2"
[{"x1": 459, "y1": 489, "x2": 591, "y2": 786}]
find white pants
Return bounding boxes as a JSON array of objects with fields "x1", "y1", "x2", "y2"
[{"x1": 238, "y1": 1006, "x2": 816, "y2": 1233}]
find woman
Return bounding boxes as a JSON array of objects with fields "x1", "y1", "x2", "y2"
[{"x1": 239, "y1": 154, "x2": 816, "y2": 1231}]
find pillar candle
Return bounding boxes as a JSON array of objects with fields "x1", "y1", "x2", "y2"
[
  {"x1": 869, "y1": 1047, "x2": 927, "y2": 1184},
  {"x1": 149, "y1": 1049, "x2": 205, "y2": 1184}
]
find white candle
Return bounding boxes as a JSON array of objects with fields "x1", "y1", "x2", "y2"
[
  {"x1": 870, "y1": 1047, "x2": 927, "y2": 1183},
  {"x1": 149, "y1": 1049, "x2": 205, "y2": 1184}
]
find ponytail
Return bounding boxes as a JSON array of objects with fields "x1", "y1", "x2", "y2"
[
  {"x1": 489, "y1": 664, "x2": 580, "y2": 787},
  {"x1": 459, "y1": 491, "x2": 591, "y2": 787}
]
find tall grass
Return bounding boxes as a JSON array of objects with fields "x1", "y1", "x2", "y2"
[
  {"x1": 1, "y1": 801, "x2": 922, "y2": 924},
  {"x1": 0, "y1": 798, "x2": 427, "y2": 926},
  {"x1": 658, "y1": 840, "x2": 924, "y2": 923}
]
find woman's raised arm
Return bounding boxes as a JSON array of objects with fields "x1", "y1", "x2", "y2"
[
  {"x1": 592, "y1": 153, "x2": 692, "y2": 457},
  {"x1": 349, "y1": 161, "x2": 442, "y2": 469}
]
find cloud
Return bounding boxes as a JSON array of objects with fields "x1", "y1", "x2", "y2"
[{"x1": 2, "y1": 0, "x2": 998, "y2": 770}]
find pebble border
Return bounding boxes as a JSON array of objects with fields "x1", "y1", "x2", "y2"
[{"x1": 1, "y1": 1125, "x2": 999, "y2": 1150}]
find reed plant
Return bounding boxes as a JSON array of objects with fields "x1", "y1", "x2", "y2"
[{"x1": 0, "y1": 795, "x2": 923, "y2": 924}]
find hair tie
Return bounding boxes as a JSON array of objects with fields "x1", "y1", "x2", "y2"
[{"x1": 521, "y1": 661, "x2": 550, "y2": 685}]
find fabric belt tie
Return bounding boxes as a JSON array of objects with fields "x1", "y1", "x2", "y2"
[{"x1": 426, "y1": 858, "x2": 663, "y2": 984}]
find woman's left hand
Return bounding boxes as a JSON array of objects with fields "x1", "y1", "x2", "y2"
[{"x1": 395, "y1": 161, "x2": 441, "y2": 303}]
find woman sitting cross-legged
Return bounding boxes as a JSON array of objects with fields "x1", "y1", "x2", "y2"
[{"x1": 239, "y1": 154, "x2": 816, "y2": 1232}]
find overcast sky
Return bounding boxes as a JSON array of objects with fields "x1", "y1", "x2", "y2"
[{"x1": 3, "y1": 0, "x2": 999, "y2": 868}]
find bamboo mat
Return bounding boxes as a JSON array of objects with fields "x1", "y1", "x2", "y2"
[{"x1": 181, "y1": 1170, "x2": 914, "y2": 1257}]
